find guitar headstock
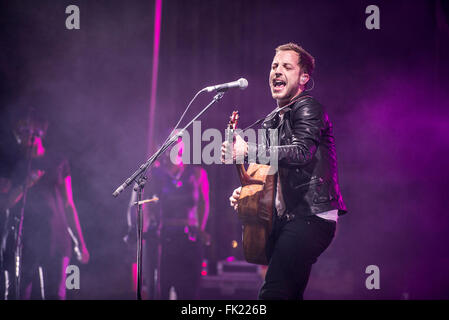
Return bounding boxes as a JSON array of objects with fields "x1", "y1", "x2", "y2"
[{"x1": 228, "y1": 111, "x2": 240, "y2": 130}]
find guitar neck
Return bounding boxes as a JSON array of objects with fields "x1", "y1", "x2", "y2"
[{"x1": 227, "y1": 111, "x2": 264, "y2": 187}]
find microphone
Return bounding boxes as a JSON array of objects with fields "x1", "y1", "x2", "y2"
[{"x1": 204, "y1": 78, "x2": 248, "y2": 93}]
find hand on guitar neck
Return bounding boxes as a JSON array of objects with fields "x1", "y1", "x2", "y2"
[
  {"x1": 221, "y1": 135, "x2": 248, "y2": 164},
  {"x1": 221, "y1": 110, "x2": 248, "y2": 164}
]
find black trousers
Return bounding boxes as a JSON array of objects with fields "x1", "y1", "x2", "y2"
[{"x1": 258, "y1": 213, "x2": 336, "y2": 300}]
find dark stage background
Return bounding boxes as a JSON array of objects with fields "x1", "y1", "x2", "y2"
[{"x1": 1, "y1": 0, "x2": 448, "y2": 299}]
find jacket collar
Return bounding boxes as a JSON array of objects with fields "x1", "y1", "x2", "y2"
[
  {"x1": 276, "y1": 90, "x2": 310, "y2": 113},
  {"x1": 262, "y1": 92, "x2": 311, "y2": 130}
]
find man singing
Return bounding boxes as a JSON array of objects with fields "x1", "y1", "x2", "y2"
[{"x1": 222, "y1": 43, "x2": 347, "y2": 300}]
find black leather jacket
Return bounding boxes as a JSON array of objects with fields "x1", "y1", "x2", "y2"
[{"x1": 248, "y1": 92, "x2": 347, "y2": 217}]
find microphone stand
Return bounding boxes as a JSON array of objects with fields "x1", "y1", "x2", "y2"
[
  {"x1": 134, "y1": 175, "x2": 146, "y2": 300},
  {"x1": 113, "y1": 90, "x2": 226, "y2": 300},
  {"x1": 14, "y1": 132, "x2": 36, "y2": 299}
]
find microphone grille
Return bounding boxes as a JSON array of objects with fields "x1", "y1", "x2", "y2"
[{"x1": 238, "y1": 78, "x2": 248, "y2": 90}]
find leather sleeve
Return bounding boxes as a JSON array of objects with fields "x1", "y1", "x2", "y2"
[{"x1": 248, "y1": 100, "x2": 326, "y2": 167}]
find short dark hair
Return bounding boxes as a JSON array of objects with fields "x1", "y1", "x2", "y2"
[
  {"x1": 275, "y1": 43, "x2": 315, "y2": 75},
  {"x1": 12, "y1": 107, "x2": 49, "y2": 138}
]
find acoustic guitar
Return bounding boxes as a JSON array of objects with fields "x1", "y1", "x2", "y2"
[{"x1": 227, "y1": 111, "x2": 275, "y2": 265}]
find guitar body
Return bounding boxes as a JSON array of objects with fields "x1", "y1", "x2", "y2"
[
  {"x1": 227, "y1": 111, "x2": 275, "y2": 265},
  {"x1": 237, "y1": 164, "x2": 275, "y2": 265}
]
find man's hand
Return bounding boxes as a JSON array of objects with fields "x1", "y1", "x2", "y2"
[
  {"x1": 221, "y1": 135, "x2": 248, "y2": 164},
  {"x1": 229, "y1": 186, "x2": 242, "y2": 211}
]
